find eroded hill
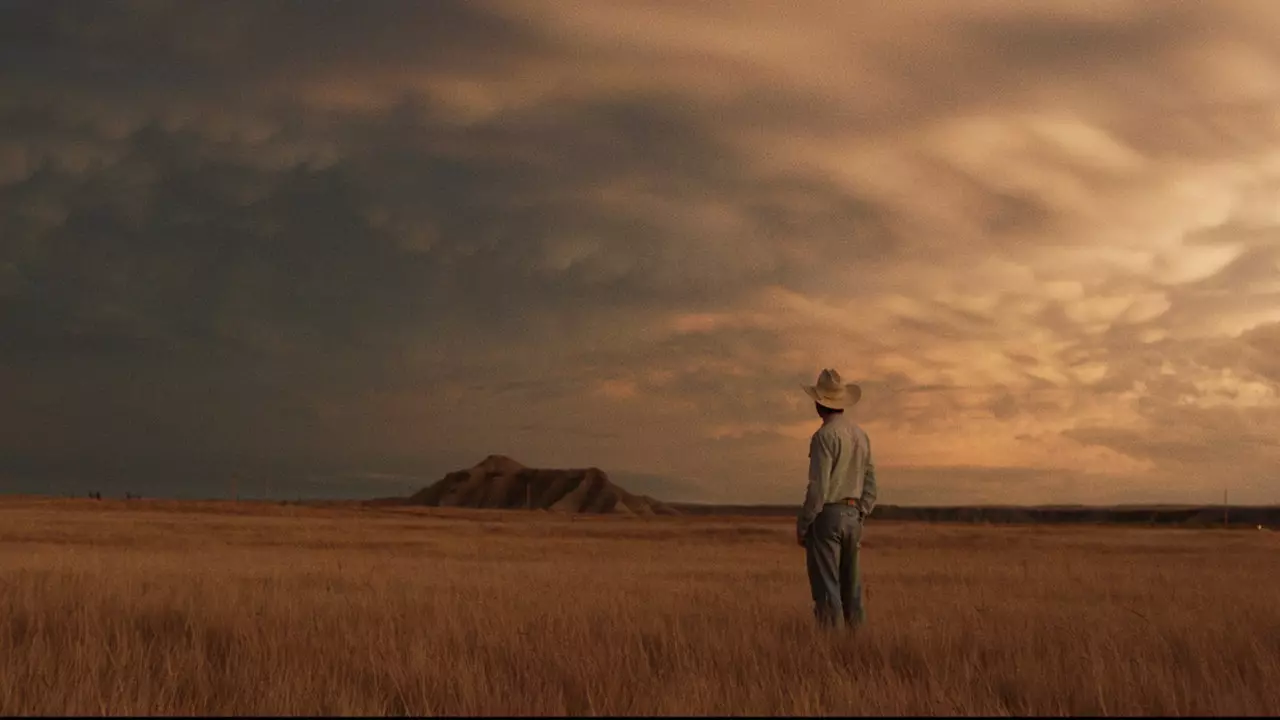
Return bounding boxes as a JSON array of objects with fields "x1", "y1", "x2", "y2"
[{"x1": 407, "y1": 455, "x2": 680, "y2": 516}]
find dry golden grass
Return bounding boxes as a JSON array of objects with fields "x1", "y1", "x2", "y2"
[{"x1": 2, "y1": 496, "x2": 1278, "y2": 716}]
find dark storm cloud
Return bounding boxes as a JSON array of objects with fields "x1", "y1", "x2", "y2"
[
  {"x1": 1, "y1": 0, "x2": 899, "y2": 348},
  {"x1": 0, "y1": 1, "x2": 543, "y2": 103},
  {"x1": 0, "y1": 95, "x2": 896, "y2": 369},
  {"x1": 0, "y1": 0, "x2": 903, "y2": 491}
]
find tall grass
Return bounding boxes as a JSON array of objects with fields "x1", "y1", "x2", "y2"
[{"x1": 2, "y1": 498, "x2": 1278, "y2": 715}]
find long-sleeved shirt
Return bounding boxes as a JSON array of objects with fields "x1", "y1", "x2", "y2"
[{"x1": 797, "y1": 413, "x2": 877, "y2": 538}]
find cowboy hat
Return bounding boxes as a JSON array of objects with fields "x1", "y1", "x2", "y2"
[{"x1": 802, "y1": 368, "x2": 862, "y2": 410}]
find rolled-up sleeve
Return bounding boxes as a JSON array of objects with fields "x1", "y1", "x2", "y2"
[{"x1": 797, "y1": 432, "x2": 833, "y2": 538}]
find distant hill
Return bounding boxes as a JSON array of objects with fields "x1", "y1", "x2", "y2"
[
  {"x1": 399, "y1": 455, "x2": 680, "y2": 516},
  {"x1": 671, "y1": 502, "x2": 1280, "y2": 527}
]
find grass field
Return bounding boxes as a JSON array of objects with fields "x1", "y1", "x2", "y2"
[{"x1": 2, "y1": 497, "x2": 1278, "y2": 716}]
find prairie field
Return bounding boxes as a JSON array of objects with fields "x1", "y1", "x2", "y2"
[{"x1": 1, "y1": 497, "x2": 1278, "y2": 716}]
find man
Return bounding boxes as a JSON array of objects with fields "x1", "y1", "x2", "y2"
[{"x1": 796, "y1": 368, "x2": 878, "y2": 628}]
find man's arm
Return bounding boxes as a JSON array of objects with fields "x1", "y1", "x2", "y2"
[
  {"x1": 797, "y1": 432, "x2": 833, "y2": 540},
  {"x1": 858, "y1": 434, "x2": 877, "y2": 519}
]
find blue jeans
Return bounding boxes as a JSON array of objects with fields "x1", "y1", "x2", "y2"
[{"x1": 805, "y1": 504, "x2": 865, "y2": 627}]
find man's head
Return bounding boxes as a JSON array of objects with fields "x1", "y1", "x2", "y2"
[
  {"x1": 802, "y1": 368, "x2": 861, "y2": 413},
  {"x1": 815, "y1": 401, "x2": 844, "y2": 419}
]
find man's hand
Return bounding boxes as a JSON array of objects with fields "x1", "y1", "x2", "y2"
[{"x1": 796, "y1": 527, "x2": 807, "y2": 547}]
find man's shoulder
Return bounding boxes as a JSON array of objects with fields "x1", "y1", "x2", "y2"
[
  {"x1": 809, "y1": 426, "x2": 828, "y2": 446},
  {"x1": 815, "y1": 417, "x2": 859, "y2": 441},
  {"x1": 827, "y1": 417, "x2": 870, "y2": 444},
  {"x1": 851, "y1": 421, "x2": 871, "y2": 444}
]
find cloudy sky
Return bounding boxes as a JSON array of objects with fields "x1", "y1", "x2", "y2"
[{"x1": 3, "y1": 0, "x2": 1279, "y2": 505}]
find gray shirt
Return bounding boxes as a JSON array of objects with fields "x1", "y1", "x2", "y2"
[{"x1": 797, "y1": 413, "x2": 878, "y2": 537}]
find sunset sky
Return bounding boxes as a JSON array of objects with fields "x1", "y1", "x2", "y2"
[{"x1": 3, "y1": 1, "x2": 1279, "y2": 505}]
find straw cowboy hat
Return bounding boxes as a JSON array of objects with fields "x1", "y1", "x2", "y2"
[{"x1": 802, "y1": 368, "x2": 862, "y2": 410}]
